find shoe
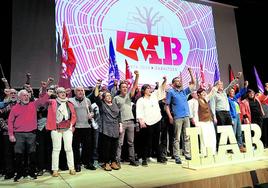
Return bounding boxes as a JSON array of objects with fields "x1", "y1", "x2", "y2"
[
  {"x1": 93, "y1": 160, "x2": 101, "y2": 169},
  {"x1": 142, "y1": 160, "x2": 148, "y2": 167},
  {"x1": 29, "y1": 173, "x2": 37, "y2": 180},
  {"x1": 157, "y1": 158, "x2": 167, "y2": 164},
  {"x1": 117, "y1": 162, "x2": 121, "y2": 169},
  {"x1": 37, "y1": 170, "x2": 44, "y2": 176},
  {"x1": 103, "y1": 163, "x2": 112, "y2": 171},
  {"x1": 129, "y1": 160, "x2": 139, "y2": 166},
  {"x1": 185, "y1": 156, "x2": 192, "y2": 160},
  {"x1": 52, "y1": 171, "x2": 59, "y2": 177},
  {"x1": 175, "y1": 157, "x2": 182, "y2": 164},
  {"x1": 147, "y1": 157, "x2": 156, "y2": 163},
  {"x1": 110, "y1": 162, "x2": 120, "y2": 170},
  {"x1": 14, "y1": 174, "x2": 23, "y2": 182},
  {"x1": 75, "y1": 165, "x2": 81, "y2": 172},
  {"x1": 239, "y1": 146, "x2": 247, "y2": 153},
  {"x1": 85, "y1": 164, "x2": 97, "y2": 170},
  {"x1": 69, "y1": 169, "x2": 76, "y2": 175}
]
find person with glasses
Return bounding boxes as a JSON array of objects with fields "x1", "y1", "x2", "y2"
[
  {"x1": 94, "y1": 80, "x2": 121, "y2": 171},
  {"x1": 46, "y1": 87, "x2": 77, "y2": 177}
]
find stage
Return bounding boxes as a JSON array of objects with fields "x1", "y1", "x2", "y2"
[{"x1": 0, "y1": 149, "x2": 268, "y2": 188}]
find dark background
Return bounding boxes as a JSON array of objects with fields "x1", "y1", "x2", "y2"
[{"x1": 0, "y1": 0, "x2": 267, "y2": 91}]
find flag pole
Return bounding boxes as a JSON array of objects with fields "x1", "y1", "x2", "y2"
[{"x1": 0, "y1": 63, "x2": 6, "y2": 78}]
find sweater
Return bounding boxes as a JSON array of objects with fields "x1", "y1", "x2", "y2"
[
  {"x1": 69, "y1": 97, "x2": 92, "y2": 128},
  {"x1": 8, "y1": 94, "x2": 49, "y2": 137}
]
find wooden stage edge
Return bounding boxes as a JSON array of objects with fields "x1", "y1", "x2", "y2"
[
  {"x1": 160, "y1": 149, "x2": 268, "y2": 188},
  {"x1": 0, "y1": 149, "x2": 267, "y2": 188}
]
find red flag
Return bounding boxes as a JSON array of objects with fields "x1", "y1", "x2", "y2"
[
  {"x1": 228, "y1": 64, "x2": 235, "y2": 83},
  {"x1": 200, "y1": 63, "x2": 205, "y2": 89},
  {"x1": 125, "y1": 59, "x2": 133, "y2": 86},
  {"x1": 58, "y1": 23, "x2": 76, "y2": 89},
  {"x1": 228, "y1": 64, "x2": 237, "y2": 91}
]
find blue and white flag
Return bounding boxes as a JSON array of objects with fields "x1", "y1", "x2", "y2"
[
  {"x1": 214, "y1": 63, "x2": 220, "y2": 84},
  {"x1": 108, "y1": 38, "x2": 120, "y2": 91}
]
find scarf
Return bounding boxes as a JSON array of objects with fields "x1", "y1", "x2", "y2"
[{"x1": 56, "y1": 97, "x2": 69, "y2": 123}]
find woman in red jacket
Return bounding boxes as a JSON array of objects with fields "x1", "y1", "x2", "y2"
[{"x1": 46, "y1": 87, "x2": 77, "y2": 177}]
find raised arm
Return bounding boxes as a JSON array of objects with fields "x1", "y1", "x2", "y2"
[
  {"x1": 188, "y1": 68, "x2": 196, "y2": 91},
  {"x1": 25, "y1": 73, "x2": 31, "y2": 85},
  {"x1": 234, "y1": 80, "x2": 248, "y2": 100},
  {"x1": 162, "y1": 76, "x2": 167, "y2": 88},
  {"x1": 155, "y1": 76, "x2": 167, "y2": 100},
  {"x1": 224, "y1": 72, "x2": 242, "y2": 93},
  {"x1": 94, "y1": 79, "x2": 102, "y2": 97},
  {"x1": 188, "y1": 68, "x2": 195, "y2": 85},
  {"x1": 206, "y1": 85, "x2": 218, "y2": 101},
  {"x1": 39, "y1": 77, "x2": 54, "y2": 97},
  {"x1": 110, "y1": 79, "x2": 119, "y2": 97},
  {"x1": 1, "y1": 78, "x2": 10, "y2": 89},
  {"x1": 130, "y1": 70, "x2": 139, "y2": 98}
]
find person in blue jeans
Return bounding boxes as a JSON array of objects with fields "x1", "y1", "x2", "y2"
[{"x1": 227, "y1": 80, "x2": 248, "y2": 153}]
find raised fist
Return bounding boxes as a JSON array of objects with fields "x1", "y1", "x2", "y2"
[
  {"x1": 1, "y1": 78, "x2": 7, "y2": 83},
  {"x1": 26, "y1": 73, "x2": 31, "y2": 78}
]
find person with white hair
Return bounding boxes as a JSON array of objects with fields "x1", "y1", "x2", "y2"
[
  {"x1": 46, "y1": 87, "x2": 77, "y2": 177},
  {"x1": 69, "y1": 86, "x2": 95, "y2": 172},
  {"x1": 8, "y1": 89, "x2": 50, "y2": 182}
]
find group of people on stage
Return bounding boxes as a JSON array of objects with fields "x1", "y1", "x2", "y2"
[{"x1": 0, "y1": 68, "x2": 268, "y2": 182}]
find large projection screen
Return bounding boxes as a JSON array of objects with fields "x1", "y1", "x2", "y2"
[
  {"x1": 10, "y1": 0, "x2": 243, "y2": 89},
  {"x1": 55, "y1": 0, "x2": 219, "y2": 88}
]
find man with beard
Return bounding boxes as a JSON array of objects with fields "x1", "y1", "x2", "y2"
[
  {"x1": 8, "y1": 89, "x2": 51, "y2": 182},
  {"x1": 166, "y1": 68, "x2": 195, "y2": 164},
  {"x1": 114, "y1": 70, "x2": 139, "y2": 167}
]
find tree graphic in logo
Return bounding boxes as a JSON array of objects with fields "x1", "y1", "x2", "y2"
[{"x1": 132, "y1": 7, "x2": 163, "y2": 34}]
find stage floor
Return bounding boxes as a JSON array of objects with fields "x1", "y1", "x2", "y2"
[{"x1": 1, "y1": 149, "x2": 268, "y2": 188}]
